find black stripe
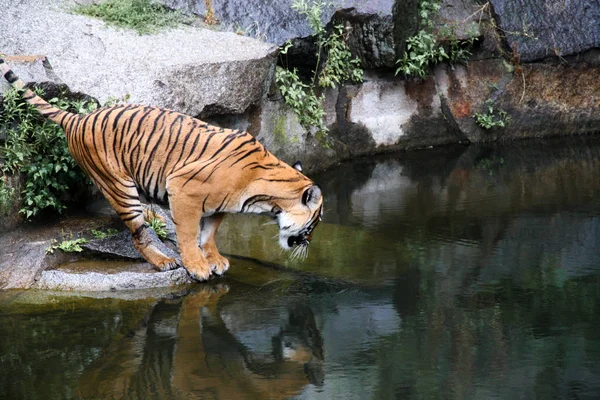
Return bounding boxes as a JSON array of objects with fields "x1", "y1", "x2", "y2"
[
  {"x1": 159, "y1": 115, "x2": 185, "y2": 182},
  {"x1": 241, "y1": 194, "x2": 274, "y2": 212},
  {"x1": 229, "y1": 136, "x2": 257, "y2": 153},
  {"x1": 208, "y1": 133, "x2": 238, "y2": 160},
  {"x1": 183, "y1": 129, "x2": 218, "y2": 165},
  {"x1": 257, "y1": 177, "x2": 303, "y2": 182},
  {"x1": 170, "y1": 126, "x2": 195, "y2": 171},
  {"x1": 215, "y1": 194, "x2": 230, "y2": 212},
  {"x1": 125, "y1": 107, "x2": 153, "y2": 153},
  {"x1": 110, "y1": 105, "x2": 135, "y2": 138},
  {"x1": 230, "y1": 147, "x2": 262, "y2": 167},
  {"x1": 202, "y1": 196, "x2": 209, "y2": 212},
  {"x1": 4, "y1": 70, "x2": 18, "y2": 83}
]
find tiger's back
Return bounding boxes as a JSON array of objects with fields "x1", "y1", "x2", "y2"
[{"x1": 70, "y1": 104, "x2": 265, "y2": 207}]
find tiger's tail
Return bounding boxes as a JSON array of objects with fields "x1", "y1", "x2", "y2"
[{"x1": 0, "y1": 57, "x2": 75, "y2": 127}]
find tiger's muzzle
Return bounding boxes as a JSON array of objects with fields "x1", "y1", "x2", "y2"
[{"x1": 287, "y1": 214, "x2": 319, "y2": 248}]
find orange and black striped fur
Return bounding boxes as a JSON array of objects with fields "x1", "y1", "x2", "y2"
[{"x1": 1, "y1": 58, "x2": 323, "y2": 281}]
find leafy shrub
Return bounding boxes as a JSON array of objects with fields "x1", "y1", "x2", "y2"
[
  {"x1": 0, "y1": 176, "x2": 15, "y2": 216},
  {"x1": 276, "y1": 0, "x2": 363, "y2": 140},
  {"x1": 46, "y1": 237, "x2": 89, "y2": 254},
  {"x1": 147, "y1": 216, "x2": 168, "y2": 240},
  {"x1": 395, "y1": 0, "x2": 478, "y2": 78},
  {"x1": 473, "y1": 99, "x2": 510, "y2": 129},
  {"x1": 275, "y1": 66, "x2": 327, "y2": 135},
  {"x1": 1, "y1": 87, "x2": 94, "y2": 220}
]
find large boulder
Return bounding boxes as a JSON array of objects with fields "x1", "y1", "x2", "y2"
[
  {"x1": 489, "y1": 0, "x2": 600, "y2": 61},
  {"x1": 160, "y1": 0, "x2": 420, "y2": 69},
  {"x1": 0, "y1": 0, "x2": 277, "y2": 117}
]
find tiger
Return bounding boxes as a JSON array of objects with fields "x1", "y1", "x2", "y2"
[{"x1": 0, "y1": 57, "x2": 323, "y2": 281}]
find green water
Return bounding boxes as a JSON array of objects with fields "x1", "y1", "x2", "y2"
[{"x1": 2, "y1": 138, "x2": 600, "y2": 399}]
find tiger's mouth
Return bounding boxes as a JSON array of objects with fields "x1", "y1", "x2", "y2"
[
  {"x1": 287, "y1": 232, "x2": 312, "y2": 248},
  {"x1": 277, "y1": 205, "x2": 322, "y2": 252},
  {"x1": 283, "y1": 219, "x2": 318, "y2": 250}
]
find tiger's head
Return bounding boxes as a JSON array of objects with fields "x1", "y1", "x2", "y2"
[
  {"x1": 244, "y1": 159, "x2": 323, "y2": 256},
  {"x1": 274, "y1": 161, "x2": 323, "y2": 257}
]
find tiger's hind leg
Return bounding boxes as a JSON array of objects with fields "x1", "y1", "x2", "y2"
[
  {"x1": 98, "y1": 179, "x2": 180, "y2": 271},
  {"x1": 200, "y1": 213, "x2": 229, "y2": 275}
]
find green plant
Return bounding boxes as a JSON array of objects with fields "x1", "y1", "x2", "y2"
[
  {"x1": 395, "y1": 0, "x2": 478, "y2": 78},
  {"x1": 473, "y1": 99, "x2": 510, "y2": 129},
  {"x1": 318, "y1": 24, "x2": 364, "y2": 88},
  {"x1": 103, "y1": 93, "x2": 131, "y2": 107},
  {"x1": 91, "y1": 228, "x2": 120, "y2": 239},
  {"x1": 46, "y1": 237, "x2": 89, "y2": 254},
  {"x1": 73, "y1": 0, "x2": 188, "y2": 35},
  {"x1": 275, "y1": 66, "x2": 327, "y2": 134},
  {"x1": 1, "y1": 87, "x2": 94, "y2": 220},
  {"x1": 275, "y1": 0, "x2": 363, "y2": 141},
  {"x1": 396, "y1": 30, "x2": 447, "y2": 78},
  {"x1": 0, "y1": 177, "x2": 15, "y2": 216},
  {"x1": 147, "y1": 217, "x2": 168, "y2": 240}
]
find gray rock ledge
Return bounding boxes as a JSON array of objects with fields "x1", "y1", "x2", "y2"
[{"x1": 0, "y1": 0, "x2": 277, "y2": 117}]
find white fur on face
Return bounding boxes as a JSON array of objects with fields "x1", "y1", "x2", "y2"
[{"x1": 277, "y1": 212, "x2": 298, "y2": 250}]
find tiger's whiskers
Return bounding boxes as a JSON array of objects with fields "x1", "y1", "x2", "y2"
[{"x1": 289, "y1": 243, "x2": 309, "y2": 261}]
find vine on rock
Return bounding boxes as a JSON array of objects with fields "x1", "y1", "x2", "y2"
[
  {"x1": 395, "y1": 0, "x2": 478, "y2": 78},
  {"x1": 276, "y1": 0, "x2": 364, "y2": 144}
]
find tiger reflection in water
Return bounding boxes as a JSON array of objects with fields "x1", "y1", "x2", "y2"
[{"x1": 77, "y1": 285, "x2": 324, "y2": 399}]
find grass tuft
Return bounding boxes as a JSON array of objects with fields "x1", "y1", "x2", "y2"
[{"x1": 74, "y1": 0, "x2": 187, "y2": 35}]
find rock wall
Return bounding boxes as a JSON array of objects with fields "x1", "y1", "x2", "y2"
[
  {"x1": 2, "y1": 0, "x2": 600, "y2": 172},
  {"x1": 159, "y1": 0, "x2": 414, "y2": 68},
  {"x1": 489, "y1": 0, "x2": 600, "y2": 62}
]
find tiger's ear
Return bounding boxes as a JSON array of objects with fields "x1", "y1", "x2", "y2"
[
  {"x1": 292, "y1": 160, "x2": 303, "y2": 172},
  {"x1": 302, "y1": 185, "x2": 322, "y2": 208}
]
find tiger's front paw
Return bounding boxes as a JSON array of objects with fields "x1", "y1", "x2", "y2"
[
  {"x1": 182, "y1": 256, "x2": 212, "y2": 281},
  {"x1": 205, "y1": 251, "x2": 230, "y2": 276}
]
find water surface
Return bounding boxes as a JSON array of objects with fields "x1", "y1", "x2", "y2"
[{"x1": 2, "y1": 137, "x2": 600, "y2": 399}]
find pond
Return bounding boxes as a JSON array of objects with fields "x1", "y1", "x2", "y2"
[{"x1": 2, "y1": 137, "x2": 600, "y2": 399}]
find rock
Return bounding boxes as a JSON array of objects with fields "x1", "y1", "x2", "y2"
[
  {"x1": 202, "y1": 88, "x2": 344, "y2": 174},
  {"x1": 335, "y1": 71, "x2": 460, "y2": 152},
  {"x1": 34, "y1": 261, "x2": 193, "y2": 291},
  {"x1": 433, "y1": 0, "x2": 486, "y2": 41},
  {"x1": 207, "y1": 71, "x2": 460, "y2": 171},
  {"x1": 252, "y1": 93, "x2": 341, "y2": 172},
  {"x1": 489, "y1": 0, "x2": 600, "y2": 61},
  {"x1": 0, "y1": 56, "x2": 57, "y2": 93},
  {"x1": 0, "y1": 202, "x2": 192, "y2": 290},
  {"x1": 160, "y1": 0, "x2": 419, "y2": 69},
  {"x1": 0, "y1": 0, "x2": 277, "y2": 117},
  {"x1": 0, "y1": 237, "x2": 54, "y2": 290},
  {"x1": 332, "y1": 7, "x2": 397, "y2": 69},
  {"x1": 82, "y1": 230, "x2": 177, "y2": 261},
  {"x1": 435, "y1": 59, "x2": 600, "y2": 142}
]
